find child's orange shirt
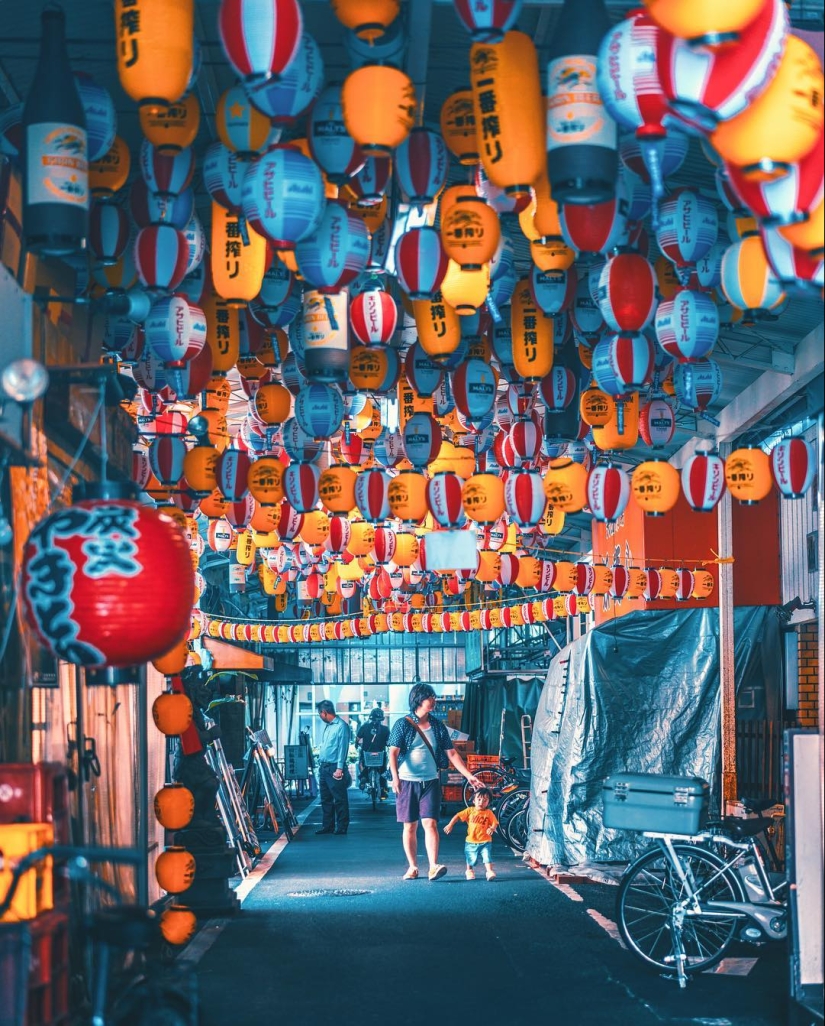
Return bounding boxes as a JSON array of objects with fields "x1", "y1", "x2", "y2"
[{"x1": 455, "y1": 807, "x2": 499, "y2": 844}]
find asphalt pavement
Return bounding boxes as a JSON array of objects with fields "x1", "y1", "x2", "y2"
[{"x1": 190, "y1": 788, "x2": 789, "y2": 1026}]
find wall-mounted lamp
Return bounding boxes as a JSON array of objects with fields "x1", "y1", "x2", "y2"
[{"x1": 0, "y1": 357, "x2": 50, "y2": 463}]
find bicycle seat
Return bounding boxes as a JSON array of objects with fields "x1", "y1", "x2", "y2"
[
  {"x1": 739, "y1": 796, "x2": 780, "y2": 814},
  {"x1": 720, "y1": 815, "x2": 771, "y2": 839}
]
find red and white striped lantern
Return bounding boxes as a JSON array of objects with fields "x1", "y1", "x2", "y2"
[
  {"x1": 403, "y1": 412, "x2": 442, "y2": 468},
  {"x1": 504, "y1": 469, "x2": 546, "y2": 528},
  {"x1": 148, "y1": 435, "x2": 186, "y2": 487},
  {"x1": 394, "y1": 128, "x2": 449, "y2": 206},
  {"x1": 644, "y1": 568, "x2": 662, "y2": 601},
  {"x1": 573, "y1": 563, "x2": 595, "y2": 596},
  {"x1": 134, "y1": 224, "x2": 190, "y2": 292},
  {"x1": 591, "y1": 333, "x2": 654, "y2": 395},
  {"x1": 560, "y1": 187, "x2": 629, "y2": 256},
  {"x1": 327, "y1": 515, "x2": 352, "y2": 553},
  {"x1": 587, "y1": 464, "x2": 631, "y2": 524},
  {"x1": 217, "y1": 449, "x2": 252, "y2": 503},
  {"x1": 426, "y1": 472, "x2": 466, "y2": 528},
  {"x1": 355, "y1": 468, "x2": 392, "y2": 523},
  {"x1": 277, "y1": 500, "x2": 304, "y2": 540},
  {"x1": 497, "y1": 553, "x2": 520, "y2": 587},
  {"x1": 508, "y1": 418, "x2": 542, "y2": 464},
  {"x1": 372, "y1": 525, "x2": 397, "y2": 565},
  {"x1": 89, "y1": 202, "x2": 130, "y2": 265},
  {"x1": 202, "y1": 140, "x2": 244, "y2": 214},
  {"x1": 350, "y1": 287, "x2": 398, "y2": 345},
  {"x1": 395, "y1": 227, "x2": 449, "y2": 300},
  {"x1": 655, "y1": 289, "x2": 719, "y2": 363},
  {"x1": 144, "y1": 297, "x2": 206, "y2": 369},
  {"x1": 538, "y1": 367, "x2": 576, "y2": 413},
  {"x1": 725, "y1": 138, "x2": 824, "y2": 227},
  {"x1": 596, "y1": 253, "x2": 657, "y2": 333},
  {"x1": 139, "y1": 140, "x2": 195, "y2": 199},
  {"x1": 218, "y1": 0, "x2": 303, "y2": 83},
  {"x1": 761, "y1": 227, "x2": 825, "y2": 293},
  {"x1": 282, "y1": 461, "x2": 320, "y2": 513},
  {"x1": 452, "y1": 359, "x2": 497, "y2": 423},
  {"x1": 346, "y1": 156, "x2": 392, "y2": 205},
  {"x1": 638, "y1": 398, "x2": 675, "y2": 448},
  {"x1": 770, "y1": 438, "x2": 816, "y2": 499},
  {"x1": 681, "y1": 450, "x2": 726, "y2": 512},
  {"x1": 675, "y1": 568, "x2": 695, "y2": 601},
  {"x1": 610, "y1": 564, "x2": 630, "y2": 600},
  {"x1": 452, "y1": 0, "x2": 522, "y2": 41}
]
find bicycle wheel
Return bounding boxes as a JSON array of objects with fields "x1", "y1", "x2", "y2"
[
  {"x1": 463, "y1": 769, "x2": 508, "y2": 807},
  {"x1": 497, "y1": 788, "x2": 530, "y2": 844},
  {"x1": 617, "y1": 844, "x2": 745, "y2": 975},
  {"x1": 506, "y1": 806, "x2": 530, "y2": 852},
  {"x1": 369, "y1": 769, "x2": 379, "y2": 811}
]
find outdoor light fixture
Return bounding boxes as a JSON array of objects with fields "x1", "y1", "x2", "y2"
[{"x1": 0, "y1": 358, "x2": 50, "y2": 463}]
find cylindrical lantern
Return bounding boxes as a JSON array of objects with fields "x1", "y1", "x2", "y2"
[
  {"x1": 770, "y1": 437, "x2": 816, "y2": 499},
  {"x1": 218, "y1": 0, "x2": 303, "y2": 83},
  {"x1": 631, "y1": 459, "x2": 680, "y2": 516},
  {"x1": 511, "y1": 278, "x2": 553, "y2": 381},
  {"x1": 211, "y1": 203, "x2": 268, "y2": 306},
  {"x1": 681, "y1": 450, "x2": 726, "y2": 512},
  {"x1": 587, "y1": 464, "x2": 631, "y2": 524},
  {"x1": 441, "y1": 89, "x2": 478, "y2": 166},
  {"x1": 116, "y1": 0, "x2": 193, "y2": 110},
  {"x1": 724, "y1": 447, "x2": 773, "y2": 505}
]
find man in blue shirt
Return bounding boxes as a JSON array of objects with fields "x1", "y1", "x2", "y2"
[{"x1": 315, "y1": 700, "x2": 351, "y2": 835}]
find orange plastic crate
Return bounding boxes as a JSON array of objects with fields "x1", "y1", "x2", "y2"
[
  {"x1": 466, "y1": 755, "x2": 500, "y2": 770},
  {"x1": 441, "y1": 786, "x2": 465, "y2": 804}
]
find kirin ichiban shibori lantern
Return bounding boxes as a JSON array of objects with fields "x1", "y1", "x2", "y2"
[
  {"x1": 21, "y1": 488, "x2": 194, "y2": 668},
  {"x1": 724, "y1": 446, "x2": 773, "y2": 505},
  {"x1": 116, "y1": 0, "x2": 193, "y2": 111},
  {"x1": 631, "y1": 459, "x2": 680, "y2": 516},
  {"x1": 770, "y1": 437, "x2": 816, "y2": 499}
]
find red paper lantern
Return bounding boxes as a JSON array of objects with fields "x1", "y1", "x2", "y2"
[
  {"x1": 21, "y1": 491, "x2": 194, "y2": 668},
  {"x1": 426, "y1": 472, "x2": 466, "y2": 528}
]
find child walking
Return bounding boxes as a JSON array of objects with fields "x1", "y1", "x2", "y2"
[{"x1": 443, "y1": 787, "x2": 499, "y2": 881}]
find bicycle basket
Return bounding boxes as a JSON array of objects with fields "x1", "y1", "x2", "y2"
[{"x1": 363, "y1": 752, "x2": 384, "y2": 767}]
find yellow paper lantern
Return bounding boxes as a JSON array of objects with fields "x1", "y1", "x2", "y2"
[
  {"x1": 152, "y1": 639, "x2": 189, "y2": 677},
  {"x1": 247, "y1": 458, "x2": 285, "y2": 506},
  {"x1": 516, "y1": 556, "x2": 541, "y2": 589},
  {"x1": 182, "y1": 444, "x2": 219, "y2": 497},
  {"x1": 235, "y1": 531, "x2": 256, "y2": 566},
  {"x1": 592, "y1": 565, "x2": 614, "y2": 596},
  {"x1": 592, "y1": 394, "x2": 639, "y2": 452},
  {"x1": 440, "y1": 261, "x2": 491, "y2": 314},
  {"x1": 580, "y1": 387, "x2": 614, "y2": 427},
  {"x1": 711, "y1": 37, "x2": 824, "y2": 180},
  {"x1": 115, "y1": 0, "x2": 193, "y2": 111},
  {"x1": 441, "y1": 197, "x2": 501, "y2": 271},
  {"x1": 643, "y1": 0, "x2": 764, "y2": 45},
  {"x1": 89, "y1": 136, "x2": 131, "y2": 198},
  {"x1": 394, "y1": 531, "x2": 420, "y2": 567},
  {"x1": 254, "y1": 383, "x2": 292, "y2": 425},
  {"x1": 532, "y1": 237, "x2": 577, "y2": 273},
  {"x1": 724, "y1": 447, "x2": 773, "y2": 505},
  {"x1": 197, "y1": 489, "x2": 230, "y2": 520},
  {"x1": 348, "y1": 519, "x2": 376, "y2": 556},
  {"x1": 341, "y1": 65, "x2": 416, "y2": 156},
  {"x1": 204, "y1": 376, "x2": 233, "y2": 411},
  {"x1": 511, "y1": 277, "x2": 553, "y2": 380},
  {"x1": 249, "y1": 503, "x2": 280, "y2": 534},
  {"x1": 152, "y1": 693, "x2": 193, "y2": 736},
  {"x1": 160, "y1": 905, "x2": 197, "y2": 946},
  {"x1": 552, "y1": 561, "x2": 576, "y2": 592},
  {"x1": 331, "y1": 0, "x2": 400, "y2": 40},
  {"x1": 155, "y1": 847, "x2": 196, "y2": 894},
  {"x1": 631, "y1": 459, "x2": 680, "y2": 516},
  {"x1": 538, "y1": 504, "x2": 565, "y2": 536},
  {"x1": 194, "y1": 409, "x2": 230, "y2": 453},
  {"x1": 348, "y1": 196, "x2": 388, "y2": 235},
  {"x1": 553, "y1": 595, "x2": 568, "y2": 618},
  {"x1": 350, "y1": 346, "x2": 391, "y2": 392},
  {"x1": 441, "y1": 89, "x2": 479, "y2": 166},
  {"x1": 388, "y1": 470, "x2": 429, "y2": 524},
  {"x1": 542, "y1": 459, "x2": 588, "y2": 513},
  {"x1": 692, "y1": 569, "x2": 715, "y2": 600},
  {"x1": 301, "y1": 510, "x2": 331, "y2": 546},
  {"x1": 462, "y1": 473, "x2": 506, "y2": 525},
  {"x1": 428, "y1": 440, "x2": 476, "y2": 480},
  {"x1": 778, "y1": 192, "x2": 825, "y2": 254},
  {"x1": 413, "y1": 291, "x2": 462, "y2": 361},
  {"x1": 469, "y1": 32, "x2": 545, "y2": 196},
  {"x1": 153, "y1": 784, "x2": 195, "y2": 829},
  {"x1": 140, "y1": 93, "x2": 200, "y2": 154},
  {"x1": 210, "y1": 203, "x2": 267, "y2": 307},
  {"x1": 476, "y1": 549, "x2": 501, "y2": 582},
  {"x1": 626, "y1": 569, "x2": 648, "y2": 599},
  {"x1": 320, "y1": 466, "x2": 357, "y2": 514},
  {"x1": 659, "y1": 568, "x2": 680, "y2": 600}
]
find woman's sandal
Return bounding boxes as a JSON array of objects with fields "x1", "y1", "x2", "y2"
[{"x1": 402, "y1": 867, "x2": 419, "y2": 880}]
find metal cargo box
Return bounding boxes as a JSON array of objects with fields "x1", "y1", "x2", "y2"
[{"x1": 603, "y1": 773, "x2": 709, "y2": 835}]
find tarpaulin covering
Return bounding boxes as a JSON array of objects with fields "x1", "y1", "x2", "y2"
[
  {"x1": 526, "y1": 606, "x2": 782, "y2": 875},
  {"x1": 462, "y1": 675, "x2": 544, "y2": 761}
]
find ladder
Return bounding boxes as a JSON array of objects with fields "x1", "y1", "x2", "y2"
[
  {"x1": 520, "y1": 715, "x2": 533, "y2": 769},
  {"x1": 206, "y1": 736, "x2": 261, "y2": 876}
]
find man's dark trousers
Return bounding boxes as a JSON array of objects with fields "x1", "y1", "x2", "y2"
[{"x1": 319, "y1": 763, "x2": 350, "y2": 832}]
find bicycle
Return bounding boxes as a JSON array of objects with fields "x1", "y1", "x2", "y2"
[
  {"x1": 462, "y1": 755, "x2": 531, "y2": 808},
  {"x1": 616, "y1": 815, "x2": 788, "y2": 989},
  {"x1": 362, "y1": 751, "x2": 386, "y2": 811},
  {"x1": 704, "y1": 797, "x2": 785, "y2": 871}
]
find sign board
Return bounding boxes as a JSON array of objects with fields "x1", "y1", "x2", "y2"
[
  {"x1": 284, "y1": 744, "x2": 309, "y2": 779},
  {"x1": 447, "y1": 728, "x2": 470, "y2": 742}
]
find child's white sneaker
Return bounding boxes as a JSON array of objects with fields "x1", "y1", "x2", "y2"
[
  {"x1": 486, "y1": 869, "x2": 497, "y2": 881},
  {"x1": 465, "y1": 868, "x2": 475, "y2": 880}
]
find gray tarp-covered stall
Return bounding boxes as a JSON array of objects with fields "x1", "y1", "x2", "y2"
[
  {"x1": 526, "y1": 606, "x2": 782, "y2": 875},
  {"x1": 462, "y1": 675, "x2": 544, "y2": 761}
]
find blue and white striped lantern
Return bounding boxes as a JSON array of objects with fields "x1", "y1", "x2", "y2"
[
  {"x1": 531, "y1": 265, "x2": 574, "y2": 316},
  {"x1": 148, "y1": 434, "x2": 187, "y2": 488},
  {"x1": 587, "y1": 464, "x2": 631, "y2": 524},
  {"x1": 452, "y1": 358, "x2": 496, "y2": 422},
  {"x1": 694, "y1": 241, "x2": 726, "y2": 292},
  {"x1": 673, "y1": 359, "x2": 723, "y2": 412},
  {"x1": 539, "y1": 366, "x2": 576, "y2": 412},
  {"x1": 295, "y1": 203, "x2": 370, "y2": 292},
  {"x1": 257, "y1": 259, "x2": 295, "y2": 310},
  {"x1": 242, "y1": 144, "x2": 326, "y2": 250},
  {"x1": 570, "y1": 274, "x2": 605, "y2": 343},
  {"x1": 403, "y1": 412, "x2": 442, "y2": 468},
  {"x1": 621, "y1": 167, "x2": 652, "y2": 223},
  {"x1": 283, "y1": 417, "x2": 324, "y2": 461},
  {"x1": 283, "y1": 461, "x2": 321, "y2": 513},
  {"x1": 74, "y1": 72, "x2": 116, "y2": 163},
  {"x1": 655, "y1": 289, "x2": 719, "y2": 363},
  {"x1": 346, "y1": 155, "x2": 392, "y2": 205},
  {"x1": 452, "y1": 0, "x2": 523, "y2": 42},
  {"x1": 308, "y1": 84, "x2": 365, "y2": 184},
  {"x1": 394, "y1": 127, "x2": 449, "y2": 206},
  {"x1": 245, "y1": 32, "x2": 325, "y2": 122},
  {"x1": 144, "y1": 296, "x2": 205, "y2": 369},
  {"x1": 592, "y1": 333, "x2": 654, "y2": 396},
  {"x1": 129, "y1": 179, "x2": 194, "y2": 230},
  {"x1": 394, "y1": 226, "x2": 449, "y2": 299},
  {"x1": 293, "y1": 382, "x2": 345, "y2": 439},
  {"x1": 139, "y1": 140, "x2": 195, "y2": 199},
  {"x1": 488, "y1": 263, "x2": 517, "y2": 311},
  {"x1": 182, "y1": 214, "x2": 206, "y2": 275},
  {"x1": 491, "y1": 314, "x2": 514, "y2": 369},
  {"x1": 253, "y1": 288, "x2": 302, "y2": 332},
  {"x1": 656, "y1": 189, "x2": 718, "y2": 281},
  {"x1": 89, "y1": 201, "x2": 130, "y2": 265},
  {"x1": 202, "y1": 141, "x2": 244, "y2": 213}
]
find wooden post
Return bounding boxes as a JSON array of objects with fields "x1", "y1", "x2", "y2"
[{"x1": 717, "y1": 442, "x2": 738, "y2": 812}]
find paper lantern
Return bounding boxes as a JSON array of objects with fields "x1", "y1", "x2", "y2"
[
  {"x1": 692, "y1": 569, "x2": 715, "y2": 600},
  {"x1": 388, "y1": 471, "x2": 428, "y2": 524},
  {"x1": 396, "y1": 226, "x2": 449, "y2": 300},
  {"x1": 596, "y1": 253, "x2": 657, "y2": 333},
  {"x1": 216, "y1": 449, "x2": 251, "y2": 503},
  {"x1": 332, "y1": 0, "x2": 400, "y2": 41},
  {"x1": 655, "y1": 289, "x2": 719, "y2": 363},
  {"x1": 89, "y1": 202, "x2": 130, "y2": 265},
  {"x1": 21, "y1": 494, "x2": 194, "y2": 668},
  {"x1": 462, "y1": 473, "x2": 505, "y2": 525},
  {"x1": 469, "y1": 31, "x2": 545, "y2": 195},
  {"x1": 453, "y1": 0, "x2": 522, "y2": 41},
  {"x1": 726, "y1": 137, "x2": 825, "y2": 229},
  {"x1": 116, "y1": 0, "x2": 193, "y2": 110},
  {"x1": 355, "y1": 468, "x2": 393, "y2": 522},
  {"x1": 296, "y1": 205, "x2": 371, "y2": 293},
  {"x1": 134, "y1": 224, "x2": 189, "y2": 292},
  {"x1": 440, "y1": 262, "x2": 490, "y2": 315},
  {"x1": 395, "y1": 127, "x2": 449, "y2": 206},
  {"x1": 644, "y1": 0, "x2": 764, "y2": 45},
  {"x1": 154, "y1": 783, "x2": 195, "y2": 829},
  {"x1": 724, "y1": 446, "x2": 772, "y2": 505},
  {"x1": 140, "y1": 93, "x2": 200, "y2": 155},
  {"x1": 511, "y1": 278, "x2": 553, "y2": 381},
  {"x1": 247, "y1": 458, "x2": 285, "y2": 506},
  {"x1": 139, "y1": 140, "x2": 195, "y2": 200},
  {"x1": 349, "y1": 288, "x2": 397, "y2": 346},
  {"x1": 673, "y1": 358, "x2": 723, "y2": 415},
  {"x1": 160, "y1": 905, "x2": 197, "y2": 946},
  {"x1": 440, "y1": 89, "x2": 478, "y2": 166},
  {"x1": 631, "y1": 459, "x2": 680, "y2": 516},
  {"x1": 308, "y1": 85, "x2": 365, "y2": 184},
  {"x1": 293, "y1": 382, "x2": 345, "y2": 439},
  {"x1": 89, "y1": 136, "x2": 131, "y2": 199},
  {"x1": 592, "y1": 333, "x2": 654, "y2": 396},
  {"x1": 242, "y1": 145, "x2": 325, "y2": 250},
  {"x1": 542, "y1": 458, "x2": 588, "y2": 513},
  {"x1": 426, "y1": 473, "x2": 466, "y2": 528},
  {"x1": 282, "y1": 462, "x2": 320, "y2": 513},
  {"x1": 656, "y1": 189, "x2": 718, "y2": 279},
  {"x1": 148, "y1": 435, "x2": 186, "y2": 488},
  {"x1": 317, "y1": 466, "x2": 355, "y2": 515},
  {"x1": 441, "y1": 196, "x2": 500, "y2": 271},
  {"x1": 152, "y1": 692, "x2": 193, "y2": 736},
  {"x1": 155, "y1": 846, "x2": 196, "y2": 894},
  {"x1": 638, "y1": 398, "x2": 675, "y2": 448},
  {"x1": 760, "y1": 226, "x2": 825, "y2": 293},
  {"x1": 246, "y1": 31, "x2": 325, "y2": 122},
  {"x1": 579, "y1": 387, "x2": 613, "y2": 428},
  {"x1": 539, "y1": 366, "x2": 576, "y2": 414},
  {"x1": 587, "y1": 464, "x2": 631, "y2": 524},
  {"x1": 770, "y1": 438, "x2": 816, "y2": 499},
  {"x1": 210, "y1": 203, "x2": 268, "y2": 306},
  {"x1": 644, "y1": 568, "x2": 663, "y2": 601},
  {"x1": 451, "y1": 359, "x2": 496, "y2": 423},
  {"x1": 218, "y1": 0, "x2": 302, "y2": 83},
  {"x1": 504, "y1": 468, "x2": 546, "y2": 528},
  {"x1": 411, "y1": 295, "x2": 461, "y2": 363},
  {"x1": 681, "y1": 450, "x2": 726, "y2": 512},
  {"x1": 560, "y1": 187, "x2": 629, "y2": 257},
  {"x1": 711, "y1": 37, "x2": 823, "y2": 181},
  {"x1": 341, "y1": 66, "x2": 416, "y2": 157},
  {"x1": 403, "y1": 412, "x2": 442, "y2": 468},
  {"x1": 720, "y1": 236, "x2": 786, "y2": 318}
]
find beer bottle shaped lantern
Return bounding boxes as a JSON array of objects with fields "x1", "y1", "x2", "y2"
[{"x1": 23, "y1": 5, "x2": 89, "y2": 256}]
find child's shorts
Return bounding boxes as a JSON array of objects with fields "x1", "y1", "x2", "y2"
[{"x1": 465, "y1": 841, "x2": 492, "y2": 866}]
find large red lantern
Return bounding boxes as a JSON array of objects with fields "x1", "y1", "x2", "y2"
[
  {"x1": 681, "y1": 450, "x2": 726, "y2": 512},
  {"x1": 218, "y1": 0, "x2": 303, "y2": 83},
  {"x1": 21, "y1": 491, "x2": 194, "y2": 668},
  {"x1": 349, "y1": 288, "x2": 398, "y2": 345},
  {"x1": 596, "y1": 253, "x2": 657, "y2": 333},
  {"x1": 770, "y1": 438, "x2": 816, "y2": 499}
]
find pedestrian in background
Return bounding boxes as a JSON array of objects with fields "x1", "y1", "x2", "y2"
[
  {"x1": 388, "y1": 683, "x2": 483, "y2": 881},
  {"x1": 315, "y1": 700, "x2": 350, "y2": 835}
]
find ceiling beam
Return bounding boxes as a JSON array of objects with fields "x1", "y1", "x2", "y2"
[{"x1": 670, "y1": 320, "x2": 824, "y2": 467}]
